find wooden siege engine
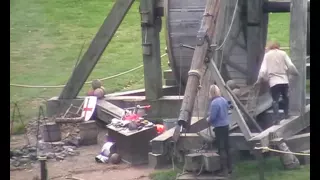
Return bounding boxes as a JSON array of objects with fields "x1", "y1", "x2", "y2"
[{"x1": 45, "y1": 0, "x2": 310, "y2": 177}]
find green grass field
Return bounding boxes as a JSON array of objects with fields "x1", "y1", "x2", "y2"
[{"x1": 10, "y1": 1, "x2": 308, "y2": 130}]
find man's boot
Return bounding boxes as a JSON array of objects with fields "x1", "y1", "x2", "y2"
[{"x1": 272, "y1": 101, "x2": 280, "y2": 125}]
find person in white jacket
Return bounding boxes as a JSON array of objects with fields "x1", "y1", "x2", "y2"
[{"x1": 255, "y1": 41, "x2": 299, "y2": 125}]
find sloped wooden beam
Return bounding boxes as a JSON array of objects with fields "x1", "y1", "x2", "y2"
[
  {"x1": 249, "y1": 104, "x2": 310, "y2": 147},
  {"x1": 59, "y1": 0, "x2": 136, "y2": 99}
]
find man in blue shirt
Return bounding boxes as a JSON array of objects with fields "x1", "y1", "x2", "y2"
[{"x1": 207, "y1": 85, "x2": 232, "y2": 176}]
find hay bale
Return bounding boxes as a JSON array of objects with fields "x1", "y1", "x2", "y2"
[
  {"x1": 226, "y1": 80, "x2": 239, "y2": 90},
  {"x1": 91, "y1": 79, "x2": 102, "y2": 90},
  {"x1": 93, "y1": 88, "x2": 105, "y2": 99}
]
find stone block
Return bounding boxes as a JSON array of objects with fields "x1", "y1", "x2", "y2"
[
  {"x1": 202, "y1": 152, "x2": 220, "y2": 172},
  {"x1": 184, "y1": 153, "x2": 202, "y2": 172},
  {"x1": 148, "y1": 152, "x2": 170, "y2": 169}
]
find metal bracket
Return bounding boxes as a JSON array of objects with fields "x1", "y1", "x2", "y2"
[
  {"x1": 142, "y1": 42, "x2": 152, "y2": 55},
  {"x1": 140, "y1": 10, "x2": 152, "y2": 26},
  {"x1": 196, "y1": 30, "x2": 210, "y2": 46}
]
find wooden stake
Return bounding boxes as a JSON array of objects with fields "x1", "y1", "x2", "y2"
[{"x1": 39, "y1": 157, "x2": 48, "y2": 180}]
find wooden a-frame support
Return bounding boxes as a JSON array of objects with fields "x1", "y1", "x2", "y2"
[{"x1": 59, "y1": 0, "x2": 163, "y2": 101}]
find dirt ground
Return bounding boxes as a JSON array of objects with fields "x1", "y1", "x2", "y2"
[{"x1": 10, "y1": 129, "x2": 157, "y2": 180}]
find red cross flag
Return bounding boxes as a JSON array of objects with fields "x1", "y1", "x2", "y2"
[{"x1": 81, "y1": 96, "x2": 97, "y2": 121}]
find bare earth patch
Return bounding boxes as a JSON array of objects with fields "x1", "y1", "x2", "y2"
[{"x1": 10, "y1": 129, "x2": 155, "y2": 180}]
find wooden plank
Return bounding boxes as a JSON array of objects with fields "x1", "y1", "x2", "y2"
[
  {"x1": 289, "y1": 0, "x2": 308, "y2": 117},
  {"x1": 59, "y1": 0, "x2": 135, "y2": 99},
  {"x1": 163, "y1": 70, "x2": 175, "y2": 80},
  {"x1": 140, "y1": 0, "x2": 163, "y2": 100},
  {"x1": 285, "y1": 133, "x2": 310, "y2": 152},
  {"x1": 246, "y1": 0, "x2": 265, "y2": 84},
  {"x1": 250, "y1": 104, "x2": 310, "y2": 147},
  {"x1": 165, "y1": 79, "x2": 177, "y2": 86},
  {"x1": 168, "y1": 0, "x2": 207, "y2": 9},
  {"x1": 96, "y1": 100, "x2": 125, "y2": 123}
]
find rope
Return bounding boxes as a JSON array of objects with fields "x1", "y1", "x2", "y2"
[
  {"x1": 254, "y1": 147, "x2": 310, "y2": 156},
  {"x1": 10, "y1": 53, "x2": 167, "y2": 88},
  {"x1": 215, "y1": 0, "x2": 239, "y2": 51}
]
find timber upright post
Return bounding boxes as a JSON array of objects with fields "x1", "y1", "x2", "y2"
[
  {"x1": 140, "y1": 0, "x2": 163, "y2": 100},
  {"x1": 289, "y1": 0, "x2": 307, "y2": 117},
  {"x1": 246, "y1": 0, "x2": 268, "y2": 84}
]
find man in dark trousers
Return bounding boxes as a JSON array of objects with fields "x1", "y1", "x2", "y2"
[
  {"x1": 255, "y1": 41, "x2": 299, "y2": 125},
  {"x1": 207, "y1": 84, "x2": 232, "y2": 176}
]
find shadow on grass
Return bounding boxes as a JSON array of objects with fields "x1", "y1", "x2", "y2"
[{"x1": 149, "y1": 157, "x2": 310, "y2": 180}]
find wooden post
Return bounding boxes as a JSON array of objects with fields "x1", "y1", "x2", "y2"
[
  {"x1": 177, "y1": 0, "x2": 220, "y2": 129},
  {"x1": 140, "y1": 0, "x2": 163, "y2": 100},
  {"x1": 39, "y1": 157, "x2": 48, "y2": 180},
  {"x1": 246, "y1": 0, "x2": 267, "y2": 84},
  {"x1": 289, "y1": 0, "x2": 307, "y2": 117},
  {"x1": 59, "y1": 0, "x2": 135, "y2": 99}
]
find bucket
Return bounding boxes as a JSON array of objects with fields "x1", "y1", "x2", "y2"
[
  {"x1": 41, "y1": 122, "x2": 61, "y2": 142},
  {"x1": 79, "y1": 120, "x2": 98, "y2": 146},
  {"x1": 163, "y1": 118, "x2": 178, "y2": 131}
]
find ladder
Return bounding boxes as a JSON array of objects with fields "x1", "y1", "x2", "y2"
[{"x1": 246, "y1": 84, "x2": 261, "y2": 119}]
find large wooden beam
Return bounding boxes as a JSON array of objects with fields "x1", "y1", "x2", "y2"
[
  {"x1": 250, "y1": 104, "x2": 310, "y2": 147},
  {"x1": 263, "y1": 1, "x2": 310, "y2": 13},
  {"x1": 140, "y1": 0, "x2": 163, "y2": 100},
  {"x1": 177, "y1": 0, "x2": 220, "y2": 129},
  {"x1": 289, "y1": 0, "x2": 308, "y2": 116},
  {"x1": 59, "y1": 0, "x2": 136, "y2": 99},
  {"x1": 246, "y1": 0, "x2": 267, "y2": 84}
]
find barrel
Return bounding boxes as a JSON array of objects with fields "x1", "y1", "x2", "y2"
[
  {"x1": 163, "y1": 118, "x2": 178, "y2": 131},
  {"x1": 41, "y1": 122, "x2": 61, "y2": 142},
  {"x1": 79, "y1": 120, "x2": 98, "y2": 146}
]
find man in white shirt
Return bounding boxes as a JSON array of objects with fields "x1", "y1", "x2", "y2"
[{"x1": 255, "y1": 41, "x2": 299, "y2": 125}]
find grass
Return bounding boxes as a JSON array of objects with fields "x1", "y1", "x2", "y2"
[
  {"x1": 10, "y1": 1, "x2": 308, "y2": 134},
  {"x1": 150, "y1": 157, "x2": 310, "y2": 180},
  {"x1": 10, "y1": 0, "x2": 169, "y2": 133}
]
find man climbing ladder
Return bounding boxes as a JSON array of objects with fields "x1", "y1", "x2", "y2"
[{"x1": 255, "y1": 41, "x2": 299, "y2": 125}]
